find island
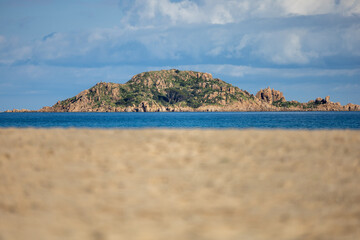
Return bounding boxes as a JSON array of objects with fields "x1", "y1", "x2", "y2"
[{"x1": 5, "y1": 69, "x2": 360, "y2": 112}]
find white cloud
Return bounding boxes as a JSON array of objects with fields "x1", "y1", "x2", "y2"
[
  {"x1": 0, "y1": 36, "x2": 32, "y2": 64},
  {"x1": 0, "y1": 21, "x2": 359, "y2": 67},
  {"x1": 329, "y1": 0, "x2": 360, "y2": 15},
  {"x1": 0, "y1": 1, "x2": 359, "y2": 67},
  {"x1": 176, "y1": 64, "x2": 360, "y2": 78},
  {"x1": 277, "y1": 0, "x2": 360, "y2": 16},
  {"x1": 209, "y1": 3, "x2": 234, "y2": 24},
  {"x1": 121, "y1": 0, "x2": 252, "y2": 26},
  {"x1": 265, "y1": 32, "x2": 312, "y2": 64},
  {"x1": 279, "y1": 0, "x2": 336, "y2": 16},
  {"x1": 120, "y1": 0, "x2": 360, "y2": 27},
  {"x1": 342, "y1": 24, "x2": 360, "y2": 55},
  {"x1": 123, "y1": 0, "x2": 202, "y2": 25}
]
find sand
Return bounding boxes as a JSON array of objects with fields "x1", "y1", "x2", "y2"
[{"x1": 0, "y1": 128, "x2": 360, "y2": 240}]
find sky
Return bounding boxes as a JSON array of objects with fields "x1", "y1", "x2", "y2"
[{"x1": 0, "y1": 0, "x2": 360, "y2": 111}]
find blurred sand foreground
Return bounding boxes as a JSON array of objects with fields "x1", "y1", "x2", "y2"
[{"x1": 0, "y1": 129, "x2": 360, "y2": 240}]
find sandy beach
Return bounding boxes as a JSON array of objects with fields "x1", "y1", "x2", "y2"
[{"x1": 0, "y1": 128, "x2": 359, "y2": 240}]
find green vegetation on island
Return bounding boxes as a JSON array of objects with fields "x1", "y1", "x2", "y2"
[{"x1": 27, "y1": 69, "x2": 359, "y2": 113}]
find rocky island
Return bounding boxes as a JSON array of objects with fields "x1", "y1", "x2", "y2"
[{"x1": 6, "y1": 69, "x2": 360, "y2": 112}]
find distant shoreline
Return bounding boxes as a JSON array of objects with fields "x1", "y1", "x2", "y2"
[{"x1": 3, "y1": 109, "x2": 360, "y2": 113}]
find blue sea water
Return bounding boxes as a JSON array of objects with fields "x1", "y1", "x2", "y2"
[{"x1": 0, "y1": 112, "x2": 359, "y2": 129}]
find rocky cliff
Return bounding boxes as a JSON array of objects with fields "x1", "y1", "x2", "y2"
[
  {"x1": 256, "y1": 87, "x2": 286, "y2": 104},
  {"x1": 8, "y1": 69, "x2": 359, "y2": 112}
]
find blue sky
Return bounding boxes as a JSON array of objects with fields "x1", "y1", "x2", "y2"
[{"x1": 0, "y1": 0, "x2": 360, "y2": 110}]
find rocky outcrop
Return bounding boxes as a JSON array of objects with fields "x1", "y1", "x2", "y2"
[
  {"x1": 4, "y1": 109, "x2": 33, "y2": 113},
  {"x1": 256, "y1": 87, "x2": 286, "y2": 104},
  {"x1": 324, "y1": 96, "x2": 330, "y2": 104},
  {"x1": 314, "y1": 96, "x2": 331, "y2": 104},
  {"x1": 269, "y1": 95, "x2": 360, "y2": 111},
  {"x1": 345, "y1": 103, "x2": 360, "y2": 111}
]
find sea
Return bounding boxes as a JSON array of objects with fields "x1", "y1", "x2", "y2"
[{"x1": 0, "y1": 112, "x2": 359, "y2": 129}]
